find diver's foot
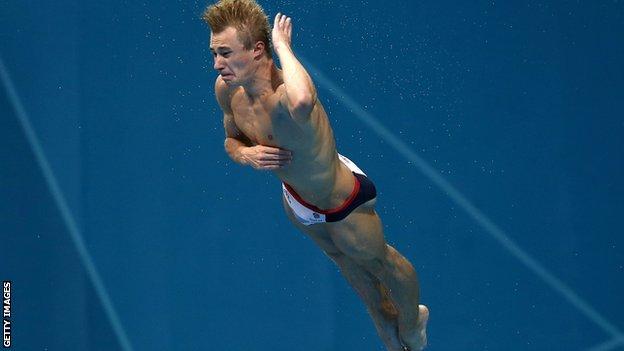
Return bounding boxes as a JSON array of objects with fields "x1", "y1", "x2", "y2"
[
  {"x1": 400, "y1": 305, "x2": 429, "y2": 351},
  {"x1": 373, "y1": 315, "x2": 404, "y2": 351}
]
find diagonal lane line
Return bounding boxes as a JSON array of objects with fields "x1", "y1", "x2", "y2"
[
  {"x1": 587, "y1": 337, "x2": 624, "y2": 351},
  {"x1": 0, "y1": 56, "x2": 135, "y2": 351},
  {"x1": 302, "y1": 58, "x2": 624, "y2": 341}
]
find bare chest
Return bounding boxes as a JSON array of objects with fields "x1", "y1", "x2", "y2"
[{"x1": 231, "y1": 94, "x2": 303, "y2": 147}]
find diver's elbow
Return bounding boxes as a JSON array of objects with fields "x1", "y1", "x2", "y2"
[{"x1": 290, "y1": 94, "x2": 316, "y2": 118}]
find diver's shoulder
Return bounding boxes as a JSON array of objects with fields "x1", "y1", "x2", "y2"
[
  {"x1": 215, "y1": 77, "x2": 240, "y2": 112},
  {"x1": 214, "y1": 75, "x2": 231, "y2": 93},
  {"x1": 215, "y1": 76, "x2": 243, "y2": 102}
]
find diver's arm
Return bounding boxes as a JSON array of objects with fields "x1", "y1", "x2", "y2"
[
  {"x1": 273, "y1": 13, "x2": 317, "y2": 121},
  {"x1": 223, "y1": 122, "x2": 251, "y2": 165},
  {"x1": 215, "y1": 77, "x2": 292, "y2": 170},
  {"x1": 215, "y1": 77, "x2": 251, "y2": 165}
]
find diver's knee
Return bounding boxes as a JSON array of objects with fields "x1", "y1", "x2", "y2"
[
  {"x1": 382, "y1": 245, "x2": 417, "y2": 279},
  {"x1": 364, "y1": 245, "x2": 406, "y2": 276},
  {"x1": 355, "y1": 255, "x2": 386, "y2": 278}
]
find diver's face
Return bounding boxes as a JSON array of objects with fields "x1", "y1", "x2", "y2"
[{"x1": 210, "y1": 27, "x2": 255, "y2": 86}]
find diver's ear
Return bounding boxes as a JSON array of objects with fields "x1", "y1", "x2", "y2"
[{"x1": 253, "y1": 41, "x2": 266, "y2": 59}]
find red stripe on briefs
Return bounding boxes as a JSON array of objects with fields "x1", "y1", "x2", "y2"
[{"x1": 283, "y1": 176, "x2": 361, "y2": 215}]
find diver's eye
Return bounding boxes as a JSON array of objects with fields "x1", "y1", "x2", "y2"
[{"x1": 222, "y1": 52, "x2": 231, "y2": 58}]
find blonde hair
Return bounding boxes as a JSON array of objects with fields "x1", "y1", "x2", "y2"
[{"x1": 203, "y1": 0, "x2": 272, "y2": 58}]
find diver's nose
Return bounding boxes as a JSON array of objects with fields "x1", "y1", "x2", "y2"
[{"x1": 213, "y1": 56, "x2": 225, "y2": 71}]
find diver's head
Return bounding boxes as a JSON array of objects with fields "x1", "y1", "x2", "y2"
[{"x1": 204, "y1": 0, "x2": 272, "y2": 86}]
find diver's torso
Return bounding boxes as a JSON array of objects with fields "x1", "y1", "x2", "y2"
[{"x1": 230, "y1": 87, "x2": 355, "y2": 209}]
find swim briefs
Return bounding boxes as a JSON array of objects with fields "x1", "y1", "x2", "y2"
[{"x1": 282, "y1": 154, "x2": 377, "y2": 226}]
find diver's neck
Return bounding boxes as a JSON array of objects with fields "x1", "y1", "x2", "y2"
[{"x1": 243, "y1": 60, "x2": 280, "y2": 99}]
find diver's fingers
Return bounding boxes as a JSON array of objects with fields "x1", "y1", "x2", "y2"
[
  {"x1": 261, "y1": 146, "x2": 292, "y2": 157},
  {"x1": 274, "y1": 13, "x2": 281, "y2": 28}
]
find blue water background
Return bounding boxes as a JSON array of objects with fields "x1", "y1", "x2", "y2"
[{"x1": 1, "y1": 1, "x2": 623, "y2": 350}]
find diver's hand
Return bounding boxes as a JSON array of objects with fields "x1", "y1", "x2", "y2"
[
  {"x1": 240, "y1": 145, "x2": 292, "y2": 170},
  {"x1": 272, "y1": 13, "x2": 292, "y2": 52}
]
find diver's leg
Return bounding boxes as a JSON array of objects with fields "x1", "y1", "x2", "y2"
[
  {"x1": 328, "y1": 208, "x2": 429, "y2": 350},
  {"x1": 281, "y1": 197, "x2": 403, "y2": 350},
  {"x1": 327, "y1": 251, "x2": 405, "y2": 351}
]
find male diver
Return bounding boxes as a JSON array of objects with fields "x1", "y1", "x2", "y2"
[{"x1": 204, "y1": 1, "x2": 429, "y2": 349}]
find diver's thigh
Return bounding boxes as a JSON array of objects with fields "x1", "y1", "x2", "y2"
[
  {"x1": 328, "y1": 207, "x2": 387, "y2": 261},
  {"x1": 281, "y1": 196, "x2": 341, "y2": 254}
]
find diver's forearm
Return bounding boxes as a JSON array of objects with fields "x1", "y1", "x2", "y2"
[
  {"x1": 274, "y1": 44, "x2": 317, "y2": 108},
  {"x1": 224, "y1": 137, "x2": 249, "y2": 165}
]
